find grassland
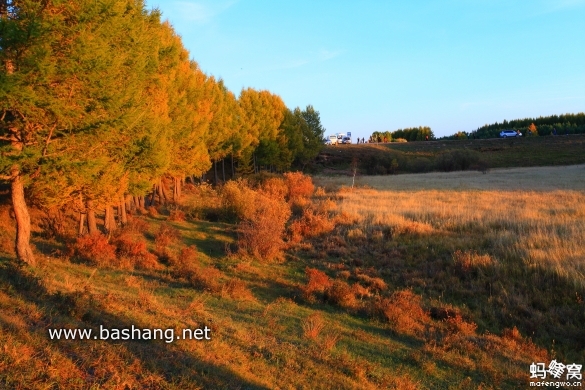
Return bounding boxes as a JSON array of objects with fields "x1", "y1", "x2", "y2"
[
  {"x1": 317, "y1": 134, "x2": 585, "y2": 174},
  {"x1": 0, "y1": 167, "x2": 583, "y2": 389}
]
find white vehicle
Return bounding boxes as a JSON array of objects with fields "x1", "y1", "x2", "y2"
[
  {"x1": 326, "y1": 135, "x2": 338, "y2": 145},
  {"x1": 336, "y1": 131, "x2": 352, "y2": 144},
  {"x1": 500, "y1": 130, "x2": 521, "y2": 138}
]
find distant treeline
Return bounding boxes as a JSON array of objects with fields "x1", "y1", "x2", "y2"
[
  {"x1": 0, "y1": 0, "x2": 324, "y2": 266},
  {"x1": 443, "y1": 113, "x2": 585, "y2": 139},
  {"x1": 370, "y1": 126, "x2": 435, "y2": 142}
]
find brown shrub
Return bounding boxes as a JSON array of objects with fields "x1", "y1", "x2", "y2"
[
  {"x1": 223, "y1": 278, "x2": 254, "y2": 301},
  {"x1": 325, "y1": 281, "x2": 358, "y2": 309},
  {"x1": 185, "y1": 265, "x2": 223, "y2": 293},
  {"x1": 446, "y1": 314, "x2": 477, "y2": 336},
  {"x1": 373, "y1": 290, "x2": 429, "y2": 336},
  {"x1": 321, "y1": 331, "x2": 341, "y2": 352},
  {"x1": 124, "y1": 216, "x2": 149, "y2": 233},
  {"x1": 168, "y1": 209, "x2": 186, "y2": 222},
  {"x1": 284, "y1": 171, "x2": 314, "y2": 201},
  {"x1": 147, "y1": 206, "x2": 159, "y2": 218},
  {"x1": 289, "y1": 207, "x2": 336, "y2": 244},
  {"x1": 71, "y1": 234, "x2": 117, "y2": 267},
  {"x1": 302, "y1": 312, "x2": 325, "y2": 339},
  {"x1": 356, "y1": 274, "x2": 387, "y2": 292},
  {"x1": 258, "y1": 177, "x2": 288, "y2": 200},
  {"x1": 113, "y1": 233, "x2": 158, "y2": 270},
  {"x1": 303, "y1": 267, "x2": 333, "y2": 300},
  {"x1": 237, "y1": 193, "x2": 291, "y2": 261},
  {"x1": 154, "y1": 224, "x2": 180, "y2": 253},
  {"x1": 351, "y1": 283, "x2": 371, "y2": 299},
  {"x1": 502, "y1": 326, "x2": 522, "y2": 341},
  {"x1": 221, "y1": 179, "x2": 257, "y2": 221}
]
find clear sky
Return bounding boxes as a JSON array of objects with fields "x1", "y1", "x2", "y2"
[{"x1": 145, "y1": 0, "x2": 585, "y2": 138}]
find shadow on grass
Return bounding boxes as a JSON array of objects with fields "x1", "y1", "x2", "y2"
[{"x1": 0, "y1": 257, "x2": 269, "y2": 389}]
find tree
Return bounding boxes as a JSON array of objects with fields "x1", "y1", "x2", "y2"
[{"x1": 0, "y1": 0, "x2": 164, "y2": 263}]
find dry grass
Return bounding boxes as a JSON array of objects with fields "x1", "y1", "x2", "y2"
[
  {"x1": 316, "y1": 168, "x2": 585, "y2": 287},
  {"x1": 316, "y1": 163, "x2": 585, "y2": 191}
]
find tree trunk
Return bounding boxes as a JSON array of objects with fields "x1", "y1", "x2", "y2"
[
  {"x1": 152, "y1": 179, "x2": 165, "y2": 204},
  {"x1": 78, "y1": 212, "x2": 86, "y2": 236},
  {"x1": 104, "y1": 205, "x2": 116, "y2": 234},
  {"x1": 214, "y1": 159, "x2": 218, "y2": 185},
  {"x1": 138, "y1": 195, "x2": 145, "y2": 209},
  {"x1": 86, "y1": 200, "x2": 98, "y2": 235},
  {"x1": 120, "y1": 197, "x2": 127, "y2": 225},
  {"x1": 159, "y1": 177, "x2": 168, "y2": 204},
  {"x1": 11, "y1": 171, "x2": 36, "y2": 266},
  {"x1": 222, "y1": 159, "x2": 226, "y2": 182},
  {"x1": 231, "y1": 154, "x2": 235, "y2": 179},
  {"x1": 125, "y1": 195, "x2": 133, "y2": 214}
]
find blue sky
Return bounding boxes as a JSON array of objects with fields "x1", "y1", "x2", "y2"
[{"x1": 146, "y1": 0, "x2": 585, "y2": 138}]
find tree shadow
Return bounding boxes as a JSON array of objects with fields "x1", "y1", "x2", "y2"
[{"x1": 0, "y1": 258, "x2": 270, "y2": 389}]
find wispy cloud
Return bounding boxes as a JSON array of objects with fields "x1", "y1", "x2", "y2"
[{"x1": 168, "y1": 0, "x2": 238, "y2": 23}]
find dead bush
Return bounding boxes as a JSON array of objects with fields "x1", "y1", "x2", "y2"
[
  {"x1": 373, "y1": 290, "x2": 429, "y2": 336},
  {"x1": 237, "y1": 193, "x2": 291, "y2": 261},
  {"x1": 325, "y1": 281, "x2": 358, "y2": 310},
  {"x1": 289, "y1": 207, "x2": 336, "y2": 244},
  {"x1": 146, "y1": 206, "x2": 159, "y2": 218},
  {"x1": 356, "y1": 274, "x2": 387, "y2": 292},
  {"x1": 445, "y1": 314, "x2": 477, "y2": 336},
  {"x1": 258, "y1": 177, "x2": 288, "y2": 200},
  {"x1": 351, "y1": 283, "x2": 371, "y2": 299},
  {"x1": 302, "y1": 312, "x2": 325, "y2": 339},
  {"x1": 303, "y1": 267, "x2": 333, "y2": 301},
  {"x1": 154, "y1": 224, "x2": 180, "y2": 253},
  {"x1": 284, "y1": 171, "x2": 314, "y2": 202},
  {"x1": 113, "y1": 233, "x2": 158, "y2": 270},
  {"x1": 168, "y1": 209, "x2": 186, "y2": 222},
  {"x1": 185, "y1": 265, "x2": 223, "y2": 293},
  {"x1": 223, "y1": 278, "x2": 254, "y2": 301},
  {"x1": 221, "y1": 179, "x2": 257, "y2": 222},
  {"x1": 71, "y1": 234, "x2": 117, "y2": 267},
  {"x1": 124, "y1": 216, "x2": 149, "y2": 233}
]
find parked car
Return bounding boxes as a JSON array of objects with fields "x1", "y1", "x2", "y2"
[
  {"x1": 500, "y1": 130, "x2": 521, "y2": 138},
  {"x1": 342, "y1": 136, "x2": 352, "y2": 144}
]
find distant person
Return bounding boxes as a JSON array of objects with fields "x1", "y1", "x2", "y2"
[{"x1": 425, "y1": 135, "x2": 429, "y2": 141}]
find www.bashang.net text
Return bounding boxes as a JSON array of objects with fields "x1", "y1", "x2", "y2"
[{"x1": 48, "y1": 325, "x2": 211, "y2": 343}]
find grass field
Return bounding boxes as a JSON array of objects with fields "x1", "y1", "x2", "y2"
[
  {"x1": 317, "y1": 134, "x2": 585, "y2": 174},
  {"x1": 0, "y1": 167, "x2": 583, "y2": 389}
]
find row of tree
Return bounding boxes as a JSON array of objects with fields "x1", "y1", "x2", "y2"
[
  {"x1": 0, "y1": 0, "x2": 325, "y2": 266},
  {"x1": 369, "y1": 126, "x2": 434, "y2": 143},
  {"x1": 443, "y1": 113, "x2": 585, "y2": 139}
]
